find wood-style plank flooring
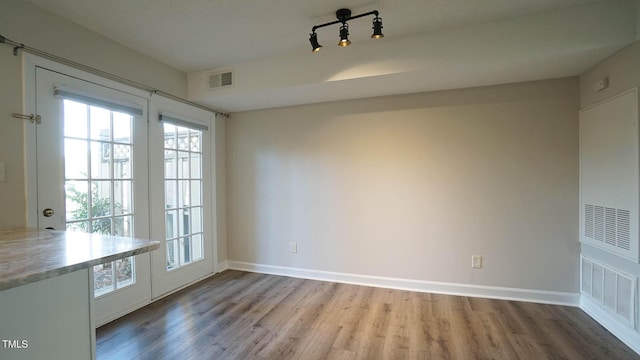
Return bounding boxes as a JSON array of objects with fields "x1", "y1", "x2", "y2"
[{"x1": 97, "y1": 270, "x2": 639, "y2": 360}]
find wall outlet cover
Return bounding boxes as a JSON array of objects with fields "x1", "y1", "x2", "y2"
[{"x1": 472, "y1": 255, "x2": 482, "y2": 269}]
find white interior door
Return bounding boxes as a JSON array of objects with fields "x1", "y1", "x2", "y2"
[
  {"x1": 34, "y1": 67, "x2": 152, "y2": 325},
  {"x1": 149, "y1": 96, "x2": 215, "y2": 298}
]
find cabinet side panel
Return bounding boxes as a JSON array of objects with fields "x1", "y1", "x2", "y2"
[{"x1": 0, "y1": 270, "x2": 92, "y2": 359}]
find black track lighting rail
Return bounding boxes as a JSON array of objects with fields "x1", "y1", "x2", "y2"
[
  {"x1": 309, "y1": 8, "x2": 383, "y2": 52},
  {"x1": 311, "y1": 9, "x2": 379, "y2": 33}
]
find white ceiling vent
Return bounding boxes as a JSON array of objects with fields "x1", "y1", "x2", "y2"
[
  {"x1": 208, "y1": 71, "x2": 233, "y2": 90},
  {"x1": 581, "y1": 256, "x2": 636, "y2": 327}
]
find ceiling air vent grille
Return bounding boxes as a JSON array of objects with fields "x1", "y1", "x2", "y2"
[
  {"x1": 583, "y1": 204, "x2": 631, "y2": 251},
  {"x1": 208, "y1": 71, "x2": 233, "y2": 90},
  {"x1": 581, "y1": 256, "x2": 636, "y2": 327}
]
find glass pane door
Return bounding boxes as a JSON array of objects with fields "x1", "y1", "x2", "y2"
[
  {"x1": 62, "y1": 99, "x2": 136, "y2": 296},
  {"x1": 149, "y1": 96, "x2": 214, "y2": 299},
  {"x1": 35, "y1": 67, "x2": 151, "y2": 326},
  {"x1": 164, "y1": 124, "x2": 204, "y2": 270}
]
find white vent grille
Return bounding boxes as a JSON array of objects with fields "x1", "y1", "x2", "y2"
[
  {"x1": 585, "y1": 204, "x2": 594, "y2": 238},
  {"x1": 583, "y1": 204, "x2": 632, "y2": 251},
  {"x1": 605, "y1": 208, "x2": 616, "y2": 246},
  {"x1": 592, "y1": 263, "x2": 604, "y2": 301},
  {"x1": 581, "y1": 257, "x2": 592, "y2": 295},
  {"x1": 208, "y1": 71, "x2": 233, "y2": 90},
  {"x1": 603, "y1": 268, "x2": 616, "y2": 311},
  {"x1": 581, "y1": 256, "x2": 636, "y2": 327},
  {"x1": 617, "y1": 210, "x2": 631, "y2": 250},
  {"x1": 618, "y1": 276, "x2": 634, "y2": 323}
]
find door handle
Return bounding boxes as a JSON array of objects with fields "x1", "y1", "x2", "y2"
[{"x1": 42, "y1": 208, "x2": 55, "y2": 217}]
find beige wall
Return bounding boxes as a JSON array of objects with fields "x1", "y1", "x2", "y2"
[
  {"x1": 215, "y1": 117, "x2": 228, "y2": 264},
  {"x1": 0, "y1": 0, "x2": 187, "y2": 228},
  {"x1": 0, "y1": 49, "x2": 24, "y2": 227},
  {"x1": 227, "y1": 78, "x2": 580, "y2": 292}
]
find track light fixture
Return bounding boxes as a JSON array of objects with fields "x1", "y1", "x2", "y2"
[
  {"x1": 338, "y1": 24, "x2": 351, "y2": 47},
  {"x1": 309, "y1": 8, "x2": 383, "y2": 52},
  {"x1": 371, "y1": 16, "x2": 384, "y2": 39},
  {"x1": 309, "y1": 32, "x2": 322, "y2": 52}
]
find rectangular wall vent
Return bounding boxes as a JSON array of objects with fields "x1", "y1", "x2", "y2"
[
  {"x1": 208, "y1": 71, "x2": 233, "y2": 90},
  {"x1": 581, "y1": 256, "x2": 636, "y2": 327},
  {"x1": 584, "y1": 204, "x2": 631, "y2": 251}
]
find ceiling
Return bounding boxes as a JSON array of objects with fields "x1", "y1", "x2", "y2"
[{"x1": 26, "y1": 0, "x2": 639, "y2": 113}]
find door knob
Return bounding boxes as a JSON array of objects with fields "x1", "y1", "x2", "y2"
[{"x1": 42, "y1": 208, "x2": 55, "y2": 217}]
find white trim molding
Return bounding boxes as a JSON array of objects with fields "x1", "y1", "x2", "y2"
[
  {"x1": 226, "y1": 261, "x2": 579, "y2": 306},
  {"x1": 580, "y1": 295, "x2": 640, "y2": 355},
  {"x1": 216, "y1": 260, "x2": 229, "y2": 273}
]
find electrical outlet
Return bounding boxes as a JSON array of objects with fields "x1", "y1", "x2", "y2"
[
  {"x1": 289, "y1": 242, "x2": 297, "y2": 253},
  {"x1": 472, "y1": 255, "x2": 482, "y2": 269}
]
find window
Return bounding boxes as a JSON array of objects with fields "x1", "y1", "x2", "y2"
[
  {"x1": 163, "y1": 123, "x2": 204, "y2": 270},
  {"x1": 61, "y1": 98, "x2": 137, "y2": 296}
]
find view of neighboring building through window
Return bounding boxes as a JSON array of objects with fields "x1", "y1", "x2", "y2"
[
  {"x1": 164, "y1": 123, "x2": 204, "y2": 270},
  {"x1": 62, "y1": 99, "x2": 136, "y2": 296}
]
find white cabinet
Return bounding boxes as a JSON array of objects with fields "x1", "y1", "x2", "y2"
[{"x1": 0, "y1": 270, "x2": 94, "y2": 360}]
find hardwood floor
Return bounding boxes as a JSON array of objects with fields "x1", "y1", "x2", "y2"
[{"x1": 96, "y1": 270, "x2": 639, "y2": 360}]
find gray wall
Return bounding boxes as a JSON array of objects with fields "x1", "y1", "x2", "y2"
[{"x1": 227, "y1": 78, "x2": 580, "y2": 292}]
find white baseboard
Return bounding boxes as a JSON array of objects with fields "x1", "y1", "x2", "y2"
[
  {"x1": 226, "y1": 261, "x2": 579, "y2": 306},
  {"x1": 580, "y1": 295, "x2": 640, "y2": 355},
  {"x1": 216, "y1": 260, "x2": 229, "y2": 273}
]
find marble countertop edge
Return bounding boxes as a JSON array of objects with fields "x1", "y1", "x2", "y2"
[
  {"x1": 0, "y1": 242, "x2": 160, "y2": 291},
  {"x1": 0, "y1": 244, "x2": 159, "y2": 291},
  {"x1": 0, "y1": 228, "x2": 160, "y2": 292}
]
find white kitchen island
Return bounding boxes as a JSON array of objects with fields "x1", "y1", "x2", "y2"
[{"x1": 0, "y1": 228, "x2": 159, "y2": 360}]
